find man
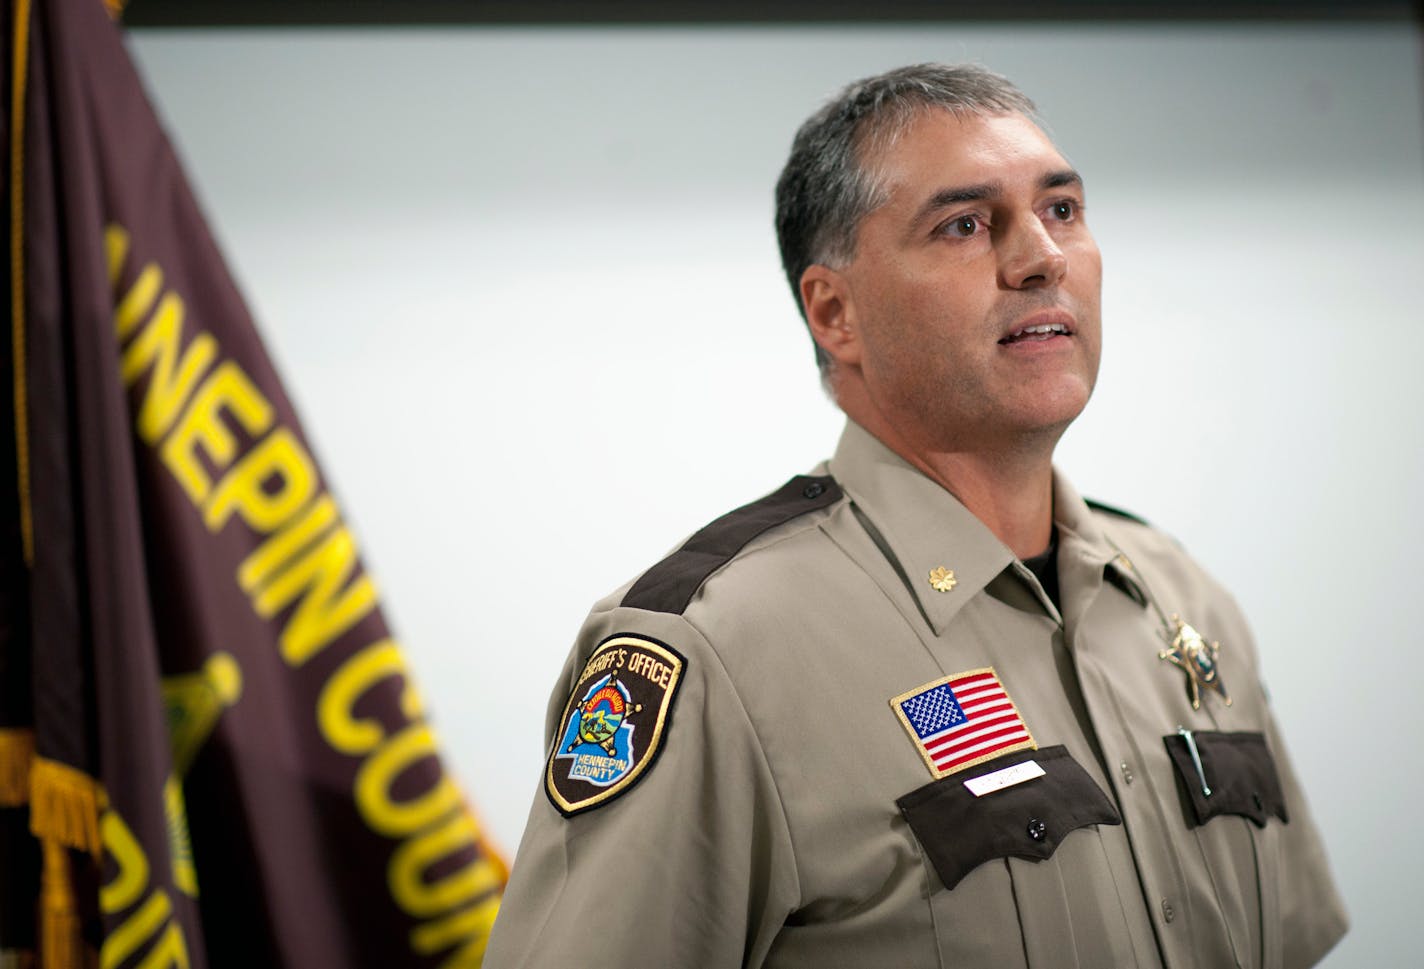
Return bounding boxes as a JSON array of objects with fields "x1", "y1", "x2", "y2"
[{"x1": 483, "y1": 64, "x2": 1347, "y2": 968}]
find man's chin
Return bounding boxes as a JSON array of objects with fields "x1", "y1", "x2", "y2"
[{"x1": 1011, "y1": 378, "x2": 1094, "y2": 434}]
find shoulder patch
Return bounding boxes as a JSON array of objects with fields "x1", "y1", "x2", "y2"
[
  {"x1": 545, "y1": 633, "x2": 685, "y2": 817},
  {"x1": 621, "y1": 474, "x2": 842, "y2": 615},
  {"x1": 1084, "y1": 497, "x2": 1151, "y2": 528}
]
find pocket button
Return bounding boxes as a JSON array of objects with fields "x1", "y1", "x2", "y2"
[{"x1": 1026, "y1": 817, "x2": 1047, "y2": 841}]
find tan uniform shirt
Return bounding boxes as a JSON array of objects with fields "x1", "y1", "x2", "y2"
[{"x1": 485, "y1": 421, "x2": 1347, "y2": 969}]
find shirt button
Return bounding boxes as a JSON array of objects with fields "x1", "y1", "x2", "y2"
[
  {"x1": 1120, "y1": 761, "x2": 1134, "y2": 785},
  {"x1": 1161, "y1": 898, "x2": 1176, "y2": 923},
  {"x1": 802, "y1": 482, "x2": 825, "y2": 499},
  {"x1": 1026, "y1": 818, "x2": 1047, "y2": 841}
]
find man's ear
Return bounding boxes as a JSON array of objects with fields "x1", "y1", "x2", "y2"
[{"x1": 800, "y1": 264, "x2": 861, "y2": 369}]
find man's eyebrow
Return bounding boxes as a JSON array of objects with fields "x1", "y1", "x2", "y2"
[
  {"x1": 916, "y1": 182, "x2": 999, "y2": 219},
  {"x1": 1042, "y1": 169, "x2": 1083, "y2": 190}
]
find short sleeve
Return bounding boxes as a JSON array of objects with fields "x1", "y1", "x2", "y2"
[{"x1": 482, "y1": 607, "x2": 800, "y2": 969}]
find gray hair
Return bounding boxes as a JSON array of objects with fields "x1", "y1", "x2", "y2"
[{"x1": 774, "y1": 64, "x2": 1038, "y2": 377}]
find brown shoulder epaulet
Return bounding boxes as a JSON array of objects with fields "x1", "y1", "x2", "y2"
[{"x1": 620, "y1": 475, "x2": 842, "y2": 615}]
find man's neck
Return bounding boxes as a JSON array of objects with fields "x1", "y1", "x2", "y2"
[
  {"x1": 909, "y1": 448, "x2": 1056, "y2": 560},
  {"x1": 849, "y1": 408, "x2": 1059, "y2": 559}
]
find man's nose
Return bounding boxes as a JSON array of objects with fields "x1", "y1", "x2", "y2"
[{"x1": 998, "y1": 216, "x2": 1067, "y2": 289}]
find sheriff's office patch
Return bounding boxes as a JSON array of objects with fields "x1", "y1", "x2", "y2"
[
  {"x1": 891, "y1": 667, "x2": 1036, "y2": 778},
  {"x1": 545, "y1": 634, "x2": 685, "y2": 817}
]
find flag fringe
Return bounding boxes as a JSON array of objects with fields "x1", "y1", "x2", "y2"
[
  {"x1": 29, "y1": 758, "x2": 102, "y2": 856},
  {"x1": 0, "y1": 728, "x2": 35, "y2": 806},
  {"x1": 39, "y1": 839, "x2": 82, "y2": 969}
]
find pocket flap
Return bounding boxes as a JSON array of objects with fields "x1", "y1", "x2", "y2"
[
  {"x1": 1163, "y1": 730, "x2": 1288, "y2": 828},
  {"x1": 896, "y1": 746, "x2": 1121, "y2": 890}
]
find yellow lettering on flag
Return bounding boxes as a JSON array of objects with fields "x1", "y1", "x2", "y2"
[
  {"x1": 354, "y1": 724, "x2": 460, "y2": 837},
  {"x1": 106, "y1": 224, "x2": 132, "y2": 287},
  {"x1": 160, "y1": 361, "x2": 274, "y2": 505},
  {"x1": 251, "y1": 523, "x2": 378, "y2": 666},
  {"x1": 133, "y1": 923, "x2": 191, "y2": 969},
  {"x1": 99, "y1": 809, "x2": 149, "y2": 915},
  {"x1": 100, "y1": 806, "x2": 194, "y2": 969},
  {"x1": 389, "y1": 810, "x2": 502, "y2": 917},
  {"x1": 101, "y1": 891, "x2": 171, "y2": 969},
  {"x1": 203, "y1": 426, "x2": 317, "y2": 534},
  {"x1": 236, "y1": 494, "x2": 339, "y2": 594},
  {"x1": 114, "y1": 263, "x2": 162, "y2": 340},
  {"x1": 121, "y1": 292, "x2": 219, "y2": 443},
  {"x1": 318, "y1": 639, "x2": 424, "y2": 755},
  {"x1": 411, "y1": 894, "x2": 501, "y2": 968}
]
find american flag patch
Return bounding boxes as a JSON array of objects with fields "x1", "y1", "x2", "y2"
[{"x1": 891, "y1": 668, "x2": 1036, "y2": 778}]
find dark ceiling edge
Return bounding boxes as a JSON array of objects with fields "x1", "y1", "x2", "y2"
[{"x1": 118, "y1": 1, "x2": 1423, "y2": 29}]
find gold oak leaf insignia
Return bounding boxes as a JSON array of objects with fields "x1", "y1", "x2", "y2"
[{"x1": 928, "y1": 567, "x2": 957, "y2": 593}]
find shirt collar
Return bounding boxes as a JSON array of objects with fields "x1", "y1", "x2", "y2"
[
  {"x1": 1052, "y1": 469, "x2": 1150, "y2": 624},
  {"x1": 827, "y1": 420, "x2": 1146, "y2": 634},
  {"x1": 828, "y1": 421, "x2": 1014, "y2": 634}
]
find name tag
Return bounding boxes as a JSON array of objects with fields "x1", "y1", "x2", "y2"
[{"x1": 963, "y1": 760, "x2": 1046, "y2": 797}]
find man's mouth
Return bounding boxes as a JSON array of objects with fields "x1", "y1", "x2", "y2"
[{"x1": 999, "y1": 322, "x2": 1072, "y2": 345}]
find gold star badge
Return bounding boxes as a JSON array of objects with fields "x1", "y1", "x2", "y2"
[
  {"x1": 1158, "y1": 616, "x2": 1232, "y2": 710},
  {"x1": 928, "y1": 567, "x2": 957, "y2": 593}
]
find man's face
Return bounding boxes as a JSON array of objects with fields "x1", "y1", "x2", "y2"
[{"x1": 832, "y1": 109, "x2": 1102, "y2": 452}]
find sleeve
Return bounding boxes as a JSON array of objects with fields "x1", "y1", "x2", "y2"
[
  {"x1": 1265, "y1": 701, "x2": 1350, "y2": 968},
  {"x1": 481, "y1": 607, "x2": 800, "y2": 969}
]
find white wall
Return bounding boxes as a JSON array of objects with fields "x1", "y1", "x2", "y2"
[{"x1": 129, "y1": 24, "x2": 1423, "y2": 967}]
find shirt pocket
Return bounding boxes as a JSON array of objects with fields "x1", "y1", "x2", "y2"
[
  {"x1": 896, "y1": 746, "x2": 1121, "y2": 889},
  {"x1": 1162, "y1": 731, "x2": 1287, "y2": 828},
  {"x1": 1163, "y1": 731, "x2": 1287, "y2": 969},
  {"x1": 897, "y1": 746, "x2": 1138, "y2": 969}
]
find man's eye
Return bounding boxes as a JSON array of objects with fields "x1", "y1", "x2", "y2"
[
  {"x1": 947, "y1": 216, "x2": 979, "y2": 237},
  {"x1": 1049, "y1": 200, "x2": 1077, "y2": 221}
]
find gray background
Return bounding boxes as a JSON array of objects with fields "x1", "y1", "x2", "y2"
[{"x1": 130, "y1": 24, "x2": 1422, "y2": 966}]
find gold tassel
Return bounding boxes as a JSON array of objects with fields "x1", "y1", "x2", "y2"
[
  {"x1": 0, "y1": 728, "x2": 35, "y2": 806},
  {"x1": 29, "y1": 758, "x2": 102, "y2": 857},
  {"x1": 39, "y1": 839, "x2": 82, "y2": 969}
]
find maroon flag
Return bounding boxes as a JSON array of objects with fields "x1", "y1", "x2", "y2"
[{"x1": 1, "y1": 1, "x2": 506, "y2": 966}]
